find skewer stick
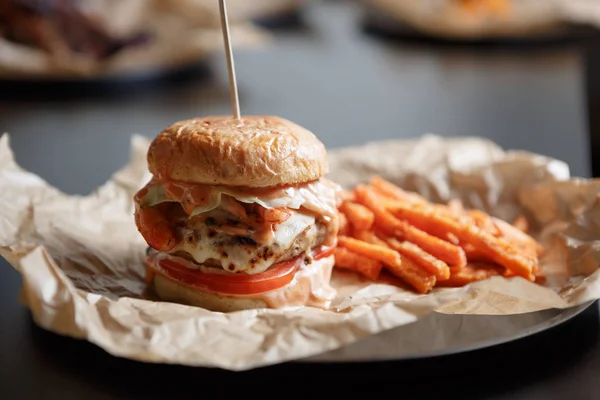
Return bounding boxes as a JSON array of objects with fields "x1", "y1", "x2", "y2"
[{"x1": 219, "y1": 0, "x2": 241, "y2": 120}]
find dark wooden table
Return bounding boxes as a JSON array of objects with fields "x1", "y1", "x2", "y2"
[{"x1": 1, "y1": 1, "x2": 600, "y2": 398}]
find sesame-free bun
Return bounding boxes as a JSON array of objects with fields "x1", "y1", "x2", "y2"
[
  {"x1": 152, "y1": 274, "x2": 268, "y2": 312},
  {"x1": 147, "y1": 115, "x2": 329, "y2": 187}
]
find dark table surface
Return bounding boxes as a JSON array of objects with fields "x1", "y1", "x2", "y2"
[{"x1": 2, "y1": 0, "x2": 600, "y2": 398}]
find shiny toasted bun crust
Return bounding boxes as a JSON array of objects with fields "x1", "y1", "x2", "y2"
[
  {"x1": 147, "y1": 115, "x2": 329, "y2": 187},
  {"x1": 150, "y1": 255, "x2": 335, "y2": 313}
]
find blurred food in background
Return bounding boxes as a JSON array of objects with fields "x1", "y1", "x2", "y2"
[
  {"x1": 166, "y1": 0, "x2": 311, "y2": 26},
  {"x1": 0, "y1": 0, "x2": 149, "y2": 62},
  {"x1": 361, "y1": 0, "x2": 600, "y2": 41},
  {"x1": 0, "y1": 0, "x2": 301, "y2": 79}
]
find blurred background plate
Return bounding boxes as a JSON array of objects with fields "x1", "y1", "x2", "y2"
[
  {"x1": 0, "y1": 0, "x2": 274, "y2": 84},
  {"x1": 360, "y1": 0, "x2": 597, "y2": 45}
]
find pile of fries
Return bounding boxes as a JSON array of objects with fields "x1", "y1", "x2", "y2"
[{"x1": 334, "y1": 176, "x2": 543, "y2": 294}]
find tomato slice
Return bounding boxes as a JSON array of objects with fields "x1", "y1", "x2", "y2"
[
  {"x1": 149, "y1": 255, "x2": 300, "y2": 295},
  {"x1": 312, "y1": 245, "x2": 335, "y2": 261},
  {"x1": 147, "y1": 246, "x2": 336, "y2": 296}
]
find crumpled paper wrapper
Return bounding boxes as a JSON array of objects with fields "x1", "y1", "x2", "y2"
[
  {"x1": 361, "y1": 0, "x2": 600, "y2": 39},
  {"x1": 0, "y1": 0, "x2": 270, "y2": 79},
  {"x1": 1, "y1": 132, "x2": 600, "y2": 370}
]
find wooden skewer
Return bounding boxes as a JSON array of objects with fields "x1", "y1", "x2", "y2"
[{"x1": 219, "y1": 0, "x2": 241, "y2": 120}]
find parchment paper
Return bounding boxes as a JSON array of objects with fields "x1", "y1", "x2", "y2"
[
  {"x1": 1, "y1": 132, "x2": 600, "y2": 371},
  {"x1": 0, "y1": 0, "x2": 270, "y2": 79}
]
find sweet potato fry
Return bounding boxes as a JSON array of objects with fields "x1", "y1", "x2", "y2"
[
  {"x1": 332, "y1": 177, "x2": 543, "y2": 293},
  {"x1": 340, "y1": 190, "x2": 356, "y2": 202},
  {"x1": 534, "y1": 266, "x2": 546, "y2": 284},
  {"x1": 469, "y1": 210, "x2": 501, "y2": 236},
  {"x1": 386, "y1": 203, "x2": 448, "y2": 239},
  {"x1": 353, "y1": 185, "x2": 407, "y2": 234},
  {"x1": 386, "y1": 200, "x2": 535, "y2": 280},
  {"x1": 353, "y1": 229, "x2": 389, "y2": 247},
  {"x1": 369, "y1": 176, "x2": 427, "y2": 204},
  {"x1": 436, "y1": 262, "x2": 503, "y2": 287},
  {"x1": 340, "y1": 201, "x2": 375, "y2": 231},
  {"x1": 401, "y1": 222, "x2": 467, "y2": 268},
  {"x1": 334, "y1": 247, "x2": 383, "y2": 281},
  {"x1": 386, "y1": 238, "x2": 450, "y2": 280},
  {"x1": 385, "y1": 255, "x2": 437, "y2": 294},
  {"x1": 493, "y1": 217, "x2": 543, "y2": 257},
  {"x1": 447, "y1": 198, "x2": 465, "y2": 216},
  {"x1": 338, "y1": 212, "x2": 350, "y2": 236},
  {"x1": 338, "y1": 236, "x2": 402, "y2": 268},
  {"x1": 339, "y1": 231, "x2": 435, "y2": 293},
  {"x1": 447, "y1": 233, "x2": 460, "y2": 245},
  {"x1": 462, "y1": 224, "x2": 536, "y2": 281},
  {"x1": 504, "y1": 264, "x2": 545, "y2": 283},
  {"x1": 462, "y1": 243, "x2": 491, "y2": 262},
  {"x1": 354, "y1": 185, "x2": 467, "y2": 267}
]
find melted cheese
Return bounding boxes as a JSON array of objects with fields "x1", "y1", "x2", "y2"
[{"x1": 172, "y1": 212, "x2": 316, "y2": 274}]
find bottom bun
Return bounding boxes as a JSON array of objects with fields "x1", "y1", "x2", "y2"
[{"x1": 150, "y1": 255, "x2": 336, "y2": 313}]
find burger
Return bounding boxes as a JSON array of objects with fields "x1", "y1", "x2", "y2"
[{"x1": 134, "y1": 115, "x2": 341, "y2": 312}]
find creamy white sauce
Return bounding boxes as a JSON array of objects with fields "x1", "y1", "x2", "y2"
[{"x1": 251, "y1": 255, "x2": 336, "y2": 309}]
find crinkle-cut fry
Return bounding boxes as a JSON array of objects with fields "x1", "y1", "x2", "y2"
[
  {"x1": 386, "y1": 238, "x2": 450, "y2": 280},
  {"x1": 369, "y1": 176, "x2": 428, "y2": 204},
  {"x1": 385, "y1": 255, "x2": 437, "y2": 294},
  {"x1": 512, "y1": 215, "x2": 529, "y2": 233},
  {"x1": 340, "y1": 201, "x2": 375, "y2": 231},
  {"x1": 338, "y1": 212, "x2": 350, "y2": 236},
  {"x1": 385, "y1": 199, "x2": 535, "y2": 280},
  {"x1": 334, "y1": 247, "x2": 383, "y2": 281},
  {"x1": 354, "y1": 185, "x2": 467, "y2": 267},
  {"x1": 338, "y1": 236, "x2": 403, "y2": 268},
  {"x1": 437, "y1": 262, "x2": 503, "y2": 287}
]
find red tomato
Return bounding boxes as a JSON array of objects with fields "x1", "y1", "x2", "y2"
[
  {"x1": 313, "y1": 245, "x2": 335, "y2": 261},
  {"x1": 152, "y1": 255, "x2": 301, "y2": 295},
  {"x1": 148, "y1": 246, "x2": 335, "y2": 296}
]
